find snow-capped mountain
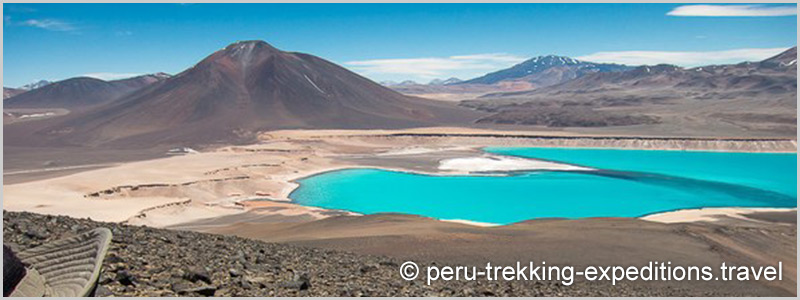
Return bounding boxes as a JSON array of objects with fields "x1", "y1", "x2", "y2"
[
  {"x1": 20, "y1": 80, "x2": 52, "y2": 91},
  {"x1": 459, "y1": 55, "x2": 632, "y2": 87},
  {"x1": 429, "y1": 77, "x2": 463, "y2": 85}
]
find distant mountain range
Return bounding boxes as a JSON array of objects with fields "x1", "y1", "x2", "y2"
[
  {"x1": 383, "y1": 55, "x2": 633, "y2": 100},
  {"x1": 463, "y1": 47, "x2": 796, "y2": 136},
  {"x1": 6, "y1": 41, "x2": 477, "y2": 147},
  {"x1": 459, "y1": 55, "x2": 632, "y2": 86},
  {"x1": 429, "y1": 77, "x2": 463, "y2": 85},
  {"x1": 5, "y1": 73, "x2": 171, "y2": 109},
  {"x1": 4, "y1": 80, "x2": 53, "y2": 99},
  {"x1": 381, "y1": 77, "x2": 462, "y2": 87},
  {"x1": 21, "y1": 80, "x2": 53, "y2": 91},
  {"x1": 481, "y1": 47, "x2": 796, "y2": 99},
  {"x1": 5, "y1": 44, "x2": 796, "y2": 143}
]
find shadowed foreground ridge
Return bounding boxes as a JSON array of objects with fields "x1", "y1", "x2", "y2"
[
  {"x1": 1, "y1": 211, "x2": 604, "y2": 297},
  {"x1": 5, "y1": 211, "x2": 794, "y2": 296}
]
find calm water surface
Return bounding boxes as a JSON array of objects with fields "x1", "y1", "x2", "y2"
[{"x1": 291, "y1": 148, "x2": 797, "y2": 224}]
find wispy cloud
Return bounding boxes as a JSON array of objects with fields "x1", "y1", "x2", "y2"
[
  {"x1": 577, "y1": 48, "x2": 789, "y2": 67},
  {"x1": 6, "y1": 5, "x2": 37, "y2": 13},
  {"x1": 345, "y1": 53, "x2": 526, "y2": 80},
  {"x1": 667, "y1": 5, "x2": 797, "y2": 17},
  {"x1": 20, "y1": 18, "x2": 77, "y2": 32},
  {"x1": 83, "y1": 72, "x2": 142, "y2": 81}
]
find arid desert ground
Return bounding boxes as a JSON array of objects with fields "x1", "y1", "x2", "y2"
[{"x1": 4, "y1": 127, "x2": 796, "y2": 296}]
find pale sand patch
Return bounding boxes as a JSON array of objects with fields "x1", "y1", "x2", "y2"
[
  {"x1": 2, "y1": 148, "x2": 329, "y2": 224},
  {"x1": 438, "y1": 155, "x2": 591, "y2": 172},
  {"x1": 5, "y1": 193, "x2": 182, "y2": 223},
  {"x1": 642, "y1": 207, "x2": 797, "y2": 224},
  {"x1": 125, "y1": 203, "x2": 236, "y2": 228},
  {"x1": 376, "y1": 146, "x2": 471, "y2": 156}
]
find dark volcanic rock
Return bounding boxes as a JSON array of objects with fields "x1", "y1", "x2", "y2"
[
  {"x1": 115, "y1": 269, "x2": 137, "y2": 286},
  {"x1": 175, "y1": 284, "x2": 217, "y2": 296},
  {"x1": 184, "y1": 267, "x2": 212, "y2": 284},
  {"x1": 4, "y1": 210, "x2": 671, "y2": 297}
]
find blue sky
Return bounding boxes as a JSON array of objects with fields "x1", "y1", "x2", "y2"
[{"x1": 3, "y1": 3, "x2": 797, "y2": 86}]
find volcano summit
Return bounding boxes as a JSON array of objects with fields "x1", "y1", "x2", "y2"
[{"x1": 17, "y1": 40, "x2": 478, "y2": 147}]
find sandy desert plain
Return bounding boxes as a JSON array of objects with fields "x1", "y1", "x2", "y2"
[{"x1": 4, "y1": 126, "x2": 798, "y2": 296}]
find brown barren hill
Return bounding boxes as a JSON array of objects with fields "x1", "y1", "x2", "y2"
[
  {"x1": 23, "y1": 40, "x2": 479, "y2": 147},
  {"x1": 465, "y1": 47, "x2": 796, "y2": 136},
  {"x1": 4, "y1": 73, "x2": 169, "y2": 110},
  {"x1": 3, "y1": 87, "x2": 26, "y2": 99}
]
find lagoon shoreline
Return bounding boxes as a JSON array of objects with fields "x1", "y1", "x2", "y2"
[
  {"x1": 3, "y1": 128, "x2": 797, "y2": 295},
  {"x1": 4, "y1": 127, "x2": 796, "y2": 227}
]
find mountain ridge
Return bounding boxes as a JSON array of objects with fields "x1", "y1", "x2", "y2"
[
  {"x1": 4, "y1": 73, "x2": 171, "y2": 109},
  {"x1": 462, "y1": 46, "x2": 796, "y2": 137},
  {"x1": 459, "y1": 54, "x2": 633, "y2": 86},
  {"x1": 20, "y1": 80, "x2": 52, "y2": 91},
  {"x1": 482, "y1": 47, "x2": 797, "y2": 99},
  {"x1": 13, "y1": 40, "x2": 478, "y2": 147}
]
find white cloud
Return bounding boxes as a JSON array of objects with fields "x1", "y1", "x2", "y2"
[
  {"x1": 83, "y1": 72, "x2": 143, "y2": 81},
  {"x1": 345, "y1": 53, "x2": 526, "y2": 81},
  {"x1": 667, "y1": 5, "x2": 796, "y2": 17},
  {"x1": 20, "y1": 19, "x2": 76, "y2": 31},
  {"x1": 448, "y1": 53, "x2": 526, "y2": 63},
  {"x1": 577, "y1": 48, "x2": 789, "y2": 67}
]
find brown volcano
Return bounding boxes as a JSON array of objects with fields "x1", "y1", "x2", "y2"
[{"x1": 16, "y1": 41, "x2": 479, "y2": 147}]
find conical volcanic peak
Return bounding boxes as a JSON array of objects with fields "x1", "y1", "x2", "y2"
[
  {"x1": 222, "y1": 40, "x2": 281, "y2": 59},
  {"x1": 28, "y1": 40, "x2": 479, "y2": 147},
  {"x1": 195, "y1": 40, "x2": 284, "y2": 73}
]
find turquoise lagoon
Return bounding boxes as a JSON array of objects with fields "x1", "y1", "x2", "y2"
[{"x1": 290, "y1": 148, "x2": 797, "y2": 224}]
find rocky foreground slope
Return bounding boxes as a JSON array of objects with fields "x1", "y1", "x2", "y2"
[
  {"x1": 1, "y1": 211, "x2": 651, "y2": 297},
  {"x1": 6, "y1": 210, "x2": 790, "y2": 297}
]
